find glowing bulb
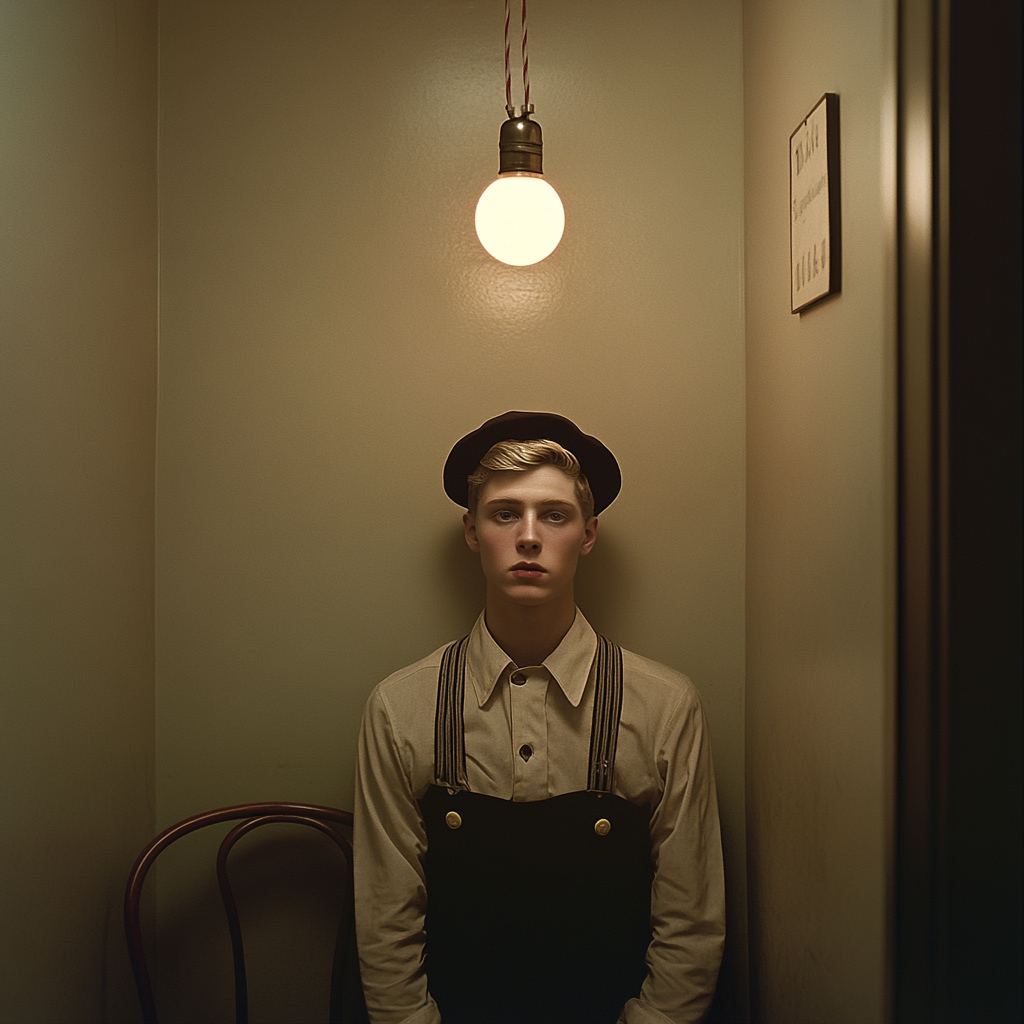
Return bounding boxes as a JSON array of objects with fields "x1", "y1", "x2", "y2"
[{"x1": 475, "y1": 172, "x2": 565, "y2": 266}]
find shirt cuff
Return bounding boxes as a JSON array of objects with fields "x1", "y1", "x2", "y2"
[
  {"x1": 618, "y1": 997, "x2": 679, "y2": 1024},
  {"x1": 391, "y1": 1004, "x2": 441, "y2": 1024}
]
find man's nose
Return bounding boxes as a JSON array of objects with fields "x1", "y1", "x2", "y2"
[{"x1": 516, "y1": 514, "x2": 541, "y2": 551}]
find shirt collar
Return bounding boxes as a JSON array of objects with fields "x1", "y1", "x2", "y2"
[{"x1": 466, "y1": 608, "x2": 598, "y2": 709}]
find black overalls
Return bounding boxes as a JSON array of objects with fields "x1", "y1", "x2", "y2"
[{"x1": 418, "y1": 635, "x2": 654, "y2": 1024}]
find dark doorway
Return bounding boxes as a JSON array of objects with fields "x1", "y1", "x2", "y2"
[{"x1": 895, "y1": 2, "x2": 1022, "y2": 1021}]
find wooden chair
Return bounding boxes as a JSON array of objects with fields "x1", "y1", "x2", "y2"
[{"x1": 125, "y1": 802, "x2": 366, "y2": 1024}]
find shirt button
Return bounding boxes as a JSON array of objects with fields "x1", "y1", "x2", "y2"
[
  {"x1": 519, "y1": 744, "x2": 533, "y2": 762},
  {"x1": 510, "y1": 671, "x2": 526, "y2": 685},
  {"x1": 594, "y1": 818, "x2": 612, "y2": 837},
  {"x1": 445, "y1": 811, "x2": 462, "y2": 829}
]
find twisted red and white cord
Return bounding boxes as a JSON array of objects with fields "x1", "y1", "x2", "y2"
[
  {"x1": 504, "y1": 0, "x2": 513, "y2": 113},
  {"x1": 504, "y1": 0, "x2": 531, "y2": 116},
  {"x1": 520, "y1": 0, "x2": 530, "y2": 110}
]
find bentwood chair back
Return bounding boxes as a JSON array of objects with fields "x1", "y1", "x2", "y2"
[{"x1": 124, "y1": 802, "x2": 365, "y2": 1024}]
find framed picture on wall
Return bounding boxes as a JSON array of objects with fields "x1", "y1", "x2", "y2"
[{"x1": 790, "y1": 93, "x2": 841, "y2": 313}]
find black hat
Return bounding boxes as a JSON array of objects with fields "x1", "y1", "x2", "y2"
[{"x1": 443, "y1": 411, "x2": 621, "y2": 514}]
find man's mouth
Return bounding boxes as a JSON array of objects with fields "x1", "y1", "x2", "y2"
[{"x1": 511, "y1": 562, "x2": 546, "y2": 578}]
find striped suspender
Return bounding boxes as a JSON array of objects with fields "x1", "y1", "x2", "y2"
[
  {"x1": 587, "y1": 635, "x2": 624, "y2": 793},
  {"x1": 434, "y1": 636, "x2": 470, "y2": 790},
  {"x1": 433, "y1": 633, "x2": 625, "y2": 793}
]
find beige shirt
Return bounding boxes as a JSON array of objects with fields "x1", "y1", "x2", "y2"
[{"x1": 354, "y1": 609, "x2": 725, "y2": 1024}]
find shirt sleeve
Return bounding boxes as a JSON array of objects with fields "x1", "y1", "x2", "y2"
[
  {"x1": 354, "y1": 686, "x2": 441, "y2": 1024},
  {"x1": 630, "y1": 688, "x2": 726, "y2": 1023}
]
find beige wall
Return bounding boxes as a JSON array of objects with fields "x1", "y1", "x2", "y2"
[
  {"x1": 0, "y1": 2, "x2": 157, "y2": 1022},
  {"x1": 743, "y1": 1, "x2": 896, "y2": 1022},
  {"x1": 156, "y1": 0, "x2": 747, "y2": 1018}
]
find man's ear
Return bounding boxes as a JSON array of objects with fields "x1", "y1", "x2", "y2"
[
  {"x1": 463, "y1": 512, "x2": 480, "y2": 552},
  {"x1": 580, "y1": 515, "x2": 598, "y2": 556}
]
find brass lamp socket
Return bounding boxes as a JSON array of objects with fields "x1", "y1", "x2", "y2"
[{"x1": 498, "y1": 115, "x2": 544, "y2": 175}]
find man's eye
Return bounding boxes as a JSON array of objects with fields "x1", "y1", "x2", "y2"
[
  {"x1": 495, "y1": 510, "x2": 516, "y2": 522},
  {"x1": 546, "y1": 511, "x2": 567, "y2": 522}
]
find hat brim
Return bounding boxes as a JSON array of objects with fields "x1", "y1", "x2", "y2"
[{"x1": 443, "y1": 411, "x2": 621, "y2": 515}]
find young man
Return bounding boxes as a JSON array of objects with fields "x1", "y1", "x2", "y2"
[{"x1": 354, "y1": 411, "x2": 725, "y2": 1024}]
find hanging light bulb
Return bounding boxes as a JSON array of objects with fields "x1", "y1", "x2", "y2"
[
  {"x1": 475, "y1": 0, "x2": 564, "y2": 266},
  {"x1": 476, "y1": 115, "x2": 564, "y2": 266}
]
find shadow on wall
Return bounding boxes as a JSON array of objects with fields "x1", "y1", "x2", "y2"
[
  {"x1": 434, "y1": 526, "x2": 487, "y2": 631},
  {"x1": 573, "y1": 527, "x2": 633, "y2": 639}
]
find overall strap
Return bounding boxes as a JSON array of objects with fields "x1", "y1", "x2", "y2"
[
  {"x1": 587, "y1": 635, "x2": 624, "y2": 793},
  {"x1": 433, "y1": 636, "x2": 470, "y2": 790}
]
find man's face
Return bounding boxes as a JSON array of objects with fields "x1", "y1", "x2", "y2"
[{"x1": 463, "y1": 464, "x2": 598, "y2": 609}]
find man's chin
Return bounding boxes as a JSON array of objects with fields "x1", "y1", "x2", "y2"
[{"x1": 501, "y1": 583, "x2": 555, "y2": 605}]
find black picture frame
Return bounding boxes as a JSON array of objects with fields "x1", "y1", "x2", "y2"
[{"x1": 790, "y1": 93, "x2": 841, "y2": 313}]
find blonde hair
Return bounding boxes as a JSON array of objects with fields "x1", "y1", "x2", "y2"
[{"x1": 466, "y1": 439, "x2": 595, "y2": 520}]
